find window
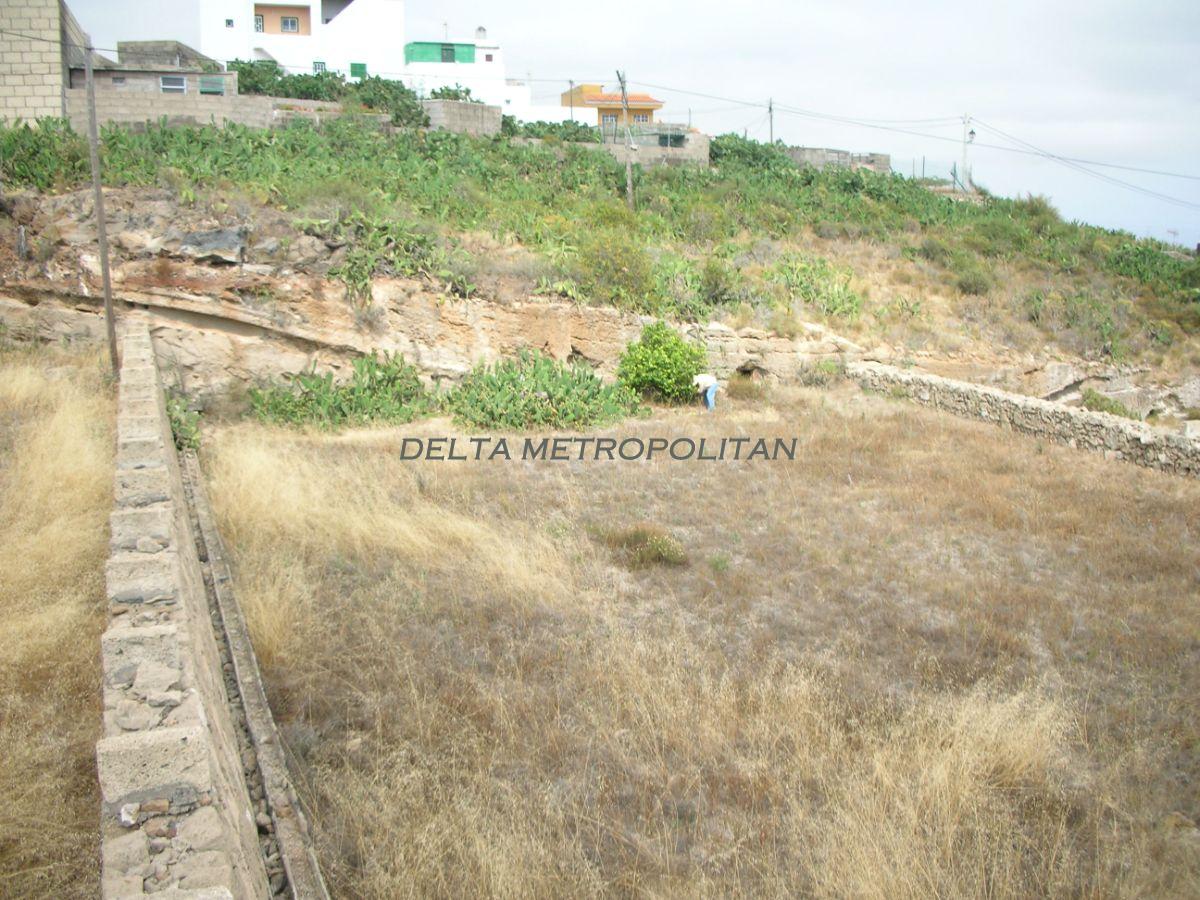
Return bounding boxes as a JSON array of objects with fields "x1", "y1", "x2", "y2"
[
  {"x1": 350, "y1": 62, "x2": 367, "y2": 78},
  {"x1": 111, "y1": 75, "x2": 125, "y2": 86},
  {"x1": 441, "y1": 43, "x2": 455, "y2": 63},
  {"x1": 225, "y1": 18, "x2": 234, "y2": 28},
  {"x1": 254, "y1": 14, "x2": 263, "y2": 32},
  {"x1": 601, "y1": 114, "x2": 617, "y2": 126},
  {"x1": 485, "y1": 53, "x2": 493, "y2": 62},
  {"x1": 312, "y1": 61, "x2": 326, "y2": 73},
  {"x1": 281, "y1": 16, "x2": 299, "y2": 33},
  {"x1": 199, "y1": 75, "x2": 225, "y2": 95},
  {"x1": 160, "y1": 75, "x2": 186, "y2": 94},
  {"x1": 633, "y1": 113, "x2": 649, "y2": 123}
]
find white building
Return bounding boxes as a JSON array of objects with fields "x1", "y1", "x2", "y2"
[
  {"x1": 402, "y1": 27, "x2": 583, "y2": 124},
  {"x1": 73, "y1": 0, "x2": 581, "y2": 123}
]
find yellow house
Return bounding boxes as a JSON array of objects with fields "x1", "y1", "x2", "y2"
[{"x1": 560, "y1": 83, "x2": 664, "y2": 127}]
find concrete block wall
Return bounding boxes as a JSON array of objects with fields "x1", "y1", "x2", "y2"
[
  {"x1": 604, "y1": 131, "x2": 711, "y2": 168},
  {"x1": 0, "y1": 0, "x2": 69, "y2": 121},
  {"x1": 100, "y1": 325, "x2": 269, "y2": 898},
  {"x1": 66, "y1": 89, "x2": 276, "y2": 131},
  {"x1": 422, "y1": 98, "x2": 502, "y2": 136},
  {"x1": 848, "y1": 361, "x2": 1200, "y2": 477}
]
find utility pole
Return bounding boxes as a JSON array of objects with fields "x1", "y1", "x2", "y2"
[
  {"x1": 960, "y1": 113, "x2": 972, "y2": 193},
  {"x1": 768, "y1": 97, "x2": 773, "y2": 144},
  {"x1": 616, "y1": 69, "x2": 634, "y2": 213},
  {"x1": 568, "y1": 78, "x2": 574, "y2": 122},
  {"x1": 85, "y1": 44, "x2": 119, "y2": 377}
]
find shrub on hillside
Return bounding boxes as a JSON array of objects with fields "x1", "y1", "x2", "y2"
[
  {"x1": 229, "y1": 61, "x2": 427, "y2": 126},
  {"x1": 501, "y1": 117, "x2": 600, "y2": 143},
  {"x1": 1104, "y1": 241, "x2": 1187, "y2": 286},
  {"x1": 772, "y1": 254, "x2": 864, "y2": 318},
  {"x1": 446, "y1": 351, "x2": 642, "y2": 429},
  {"x1": 954, "y1": 260, "x2": 994, "y2": 296},
  {"x1": 573, "y1": 231, "x2": 657, "y2": 310},
  {"x1": 1081, "y1": 388, "x2": 1138, "y2": 419},
  {"x1": 617, "y1": 321, "x2": 707, "y2": 403},
  {"x1": 429, "y1": 84, "x2": 476, "y2": 102},
  {"x1": 0, "y1": 119, "x2": 86, "y2": 190},
  {"x1": 249, "y1": 352, "x2": 427, "y2": 427}
]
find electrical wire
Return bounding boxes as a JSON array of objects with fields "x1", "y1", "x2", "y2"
[
  {"x1": 970, "y1": 118, "x2": 1200, "y2": 212},
  {"x1": 6, "y1": 25, "x2": 1198, "y2": 198}
]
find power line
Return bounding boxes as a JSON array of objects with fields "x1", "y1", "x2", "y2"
[
  {"x1": 0, "y1": 26, "x2": 117, "y2": 55},
  {"x1": 7, "y1": 24, "x2": 1198, "y2": 198},
  {"x1": 631, "y1": 79, "x2": 1200, "y2": 184},
  {"x1": 970, "y1": 119, "x2": 1200, "y2": 212}
]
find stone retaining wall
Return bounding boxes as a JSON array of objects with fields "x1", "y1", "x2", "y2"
[
  {"x1": 848, "y1": 361, "x2": 1200, "y2": 477},
  {"x1": 99, "y1": 325, "x2": 269, "y2": 897}
]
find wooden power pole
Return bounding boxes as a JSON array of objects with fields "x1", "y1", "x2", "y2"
[
  {"x1": 616, "y1": 70, "x2": 634, "y2": 212},
  {"x1": 84, "y1": 45, "x2": 119, "y2": 377}
]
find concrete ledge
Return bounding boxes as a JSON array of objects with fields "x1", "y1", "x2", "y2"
[
  {"x1": 847, "y1": 361, "x2": 1200, "y2": 476},
  {"x1": 99, "y1": 325, "x2": 269, "y2": 898},
  {"x1": 97, "y1": 727, "x2": 215, "y2": 814}
]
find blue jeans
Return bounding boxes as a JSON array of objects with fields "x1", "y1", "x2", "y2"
[{"x1": 703, "y1": 383, "x2": 718, "y2": 410}]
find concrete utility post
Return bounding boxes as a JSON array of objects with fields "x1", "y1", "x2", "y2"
[
  {"x1": 617, "y1": 69, "x2": 634, "y2": 212},
  {"x1": 960, "y1": 113, "x2": 973, "y2": 193},
  {"x1": 768, "y1": 97, "x2": 773, "y2": 144},
  {"x1": 84, "y1": 44, "x2": 119, "y2": 377}
]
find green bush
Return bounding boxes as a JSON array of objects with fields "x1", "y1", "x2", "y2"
[
  {"x1": 1105, "y1": 241, "x2": 1187, "y2": 286},
  {"x1": 597, "y1": 523, "x2": 688, "y2": 567},
  {"x1": 1081, "y1": 388, "x2": 1138, "y2": 419},
  {"x1": 249, "y1": 352, "x2": 426, "y2": 427},
  {"x1": 0, "y1": 118, "x2": 87, "y2": 190},
  {"x1": 429, "y1": 84, "x2": 475, "y2": 102},
  {"x1": 772, "y1": 255, "x2": 863, "y2": 318},
  {"x1": 166, "y1": 391, "x2": 201, "y2": 450},
  {"x1": 617, "y1": 321, "x2": 707, "y2": 403},
  {"x1": 573, "y1": 231, "x2": 657, "y2": 310},
  {"x1": 228, "y1": 61, "x2": 427, "y2": 126},
  {"x1": 699, "y1": 256, "x2": 741, "y2": 307},
  {"x1": 915, "y1": 236, "x2": 952, "y2": 264},
  {"x1": 502, "y1": 117, "x2": 600, "y2": 143},
  {"x1": 955, "y1": 261, "x2": 993, "y2": 295},
  {"x1": 446, "y1": 351, "x2": 641, "y2": 429}
]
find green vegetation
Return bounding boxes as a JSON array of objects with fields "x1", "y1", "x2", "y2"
[
  {"x1": 771, "y1": 254, "x2": 864, "y2": 317},
  {"x1": 166, "y1": 392, "x2": 201, "y2": 450},
  {"x1": 248, "y1": 349, "x2": 644, "y2": 430},
  {"x1": 249, "y1": 352, "x2": 427, "y2": 427},
  {"x1": 1081, "y1": 388, "x2": 1139, "y2": 420},
  {"x1": 228, "y1": 60, "x2": 427, "y2": 127},
  {"x1": 798, "y1": 358, "x2": 846, "y2": 387},
  {"x1": 596, "y1": 523, "x2": 688, "y2": 567},
  {"x1": 428, "y1": 84, "x2": 477, "y2": 102},
  {"x1": 1, "y1": 119, "x2": 1197, "y2": 358},
  {"x1": 446, "y1": 352, "x2": 642, "y2": 429},
  {"x1": 500, "y1": 117, "x2": 600, "y2": 143},
  {"x1": 617, "y1": 322, "x2": 707, "y2": 403}
]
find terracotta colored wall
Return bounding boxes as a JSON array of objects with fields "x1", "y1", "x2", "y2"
[{"x1": 254, "y1": 4, "x2": 311, "y2": 35}]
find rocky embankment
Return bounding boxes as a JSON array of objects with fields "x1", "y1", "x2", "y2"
[{"x1": 1, "y1": 186, "x2": 1196, "y2": 431}]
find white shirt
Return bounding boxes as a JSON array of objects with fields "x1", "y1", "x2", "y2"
[{"x1": 693, "y1": 374, "x2": 718, "y2": 392}]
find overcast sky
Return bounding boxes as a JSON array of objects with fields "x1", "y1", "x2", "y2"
[{"x1": 72, "y1": 0, "x2": 1200, "y2": 246}]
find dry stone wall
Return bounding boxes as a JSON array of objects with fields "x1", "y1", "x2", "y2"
[
  {"x1": 100, "y1": 325, "x2": 269, "y2": 898},
  {"x1": 848, "y1": 361, "x2": 1200, "y2": 477}
]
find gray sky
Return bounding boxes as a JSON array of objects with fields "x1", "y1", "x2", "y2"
[{"x1": 72, "y1": 0, "x2": 1200, "y2": 246}]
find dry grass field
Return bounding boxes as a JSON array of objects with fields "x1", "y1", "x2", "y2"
[
  {"x1": 207, "y1": 382, "x2": 1200, "y2": 899},
  {"x1": 0, "y1": 345, "x2": 112, "y2": 897}
]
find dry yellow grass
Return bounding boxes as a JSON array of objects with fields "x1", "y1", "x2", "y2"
[
  {"x1": 0, "y1": 345, "x2": 113, "y2": 897},
  {"x1": 207, "y1": 387, "x2": 1200, "y2": 898}
]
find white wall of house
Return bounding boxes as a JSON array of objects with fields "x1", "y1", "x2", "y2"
[{"x1": 71, "y1": 0, "x2": 579, "y2": 123}]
